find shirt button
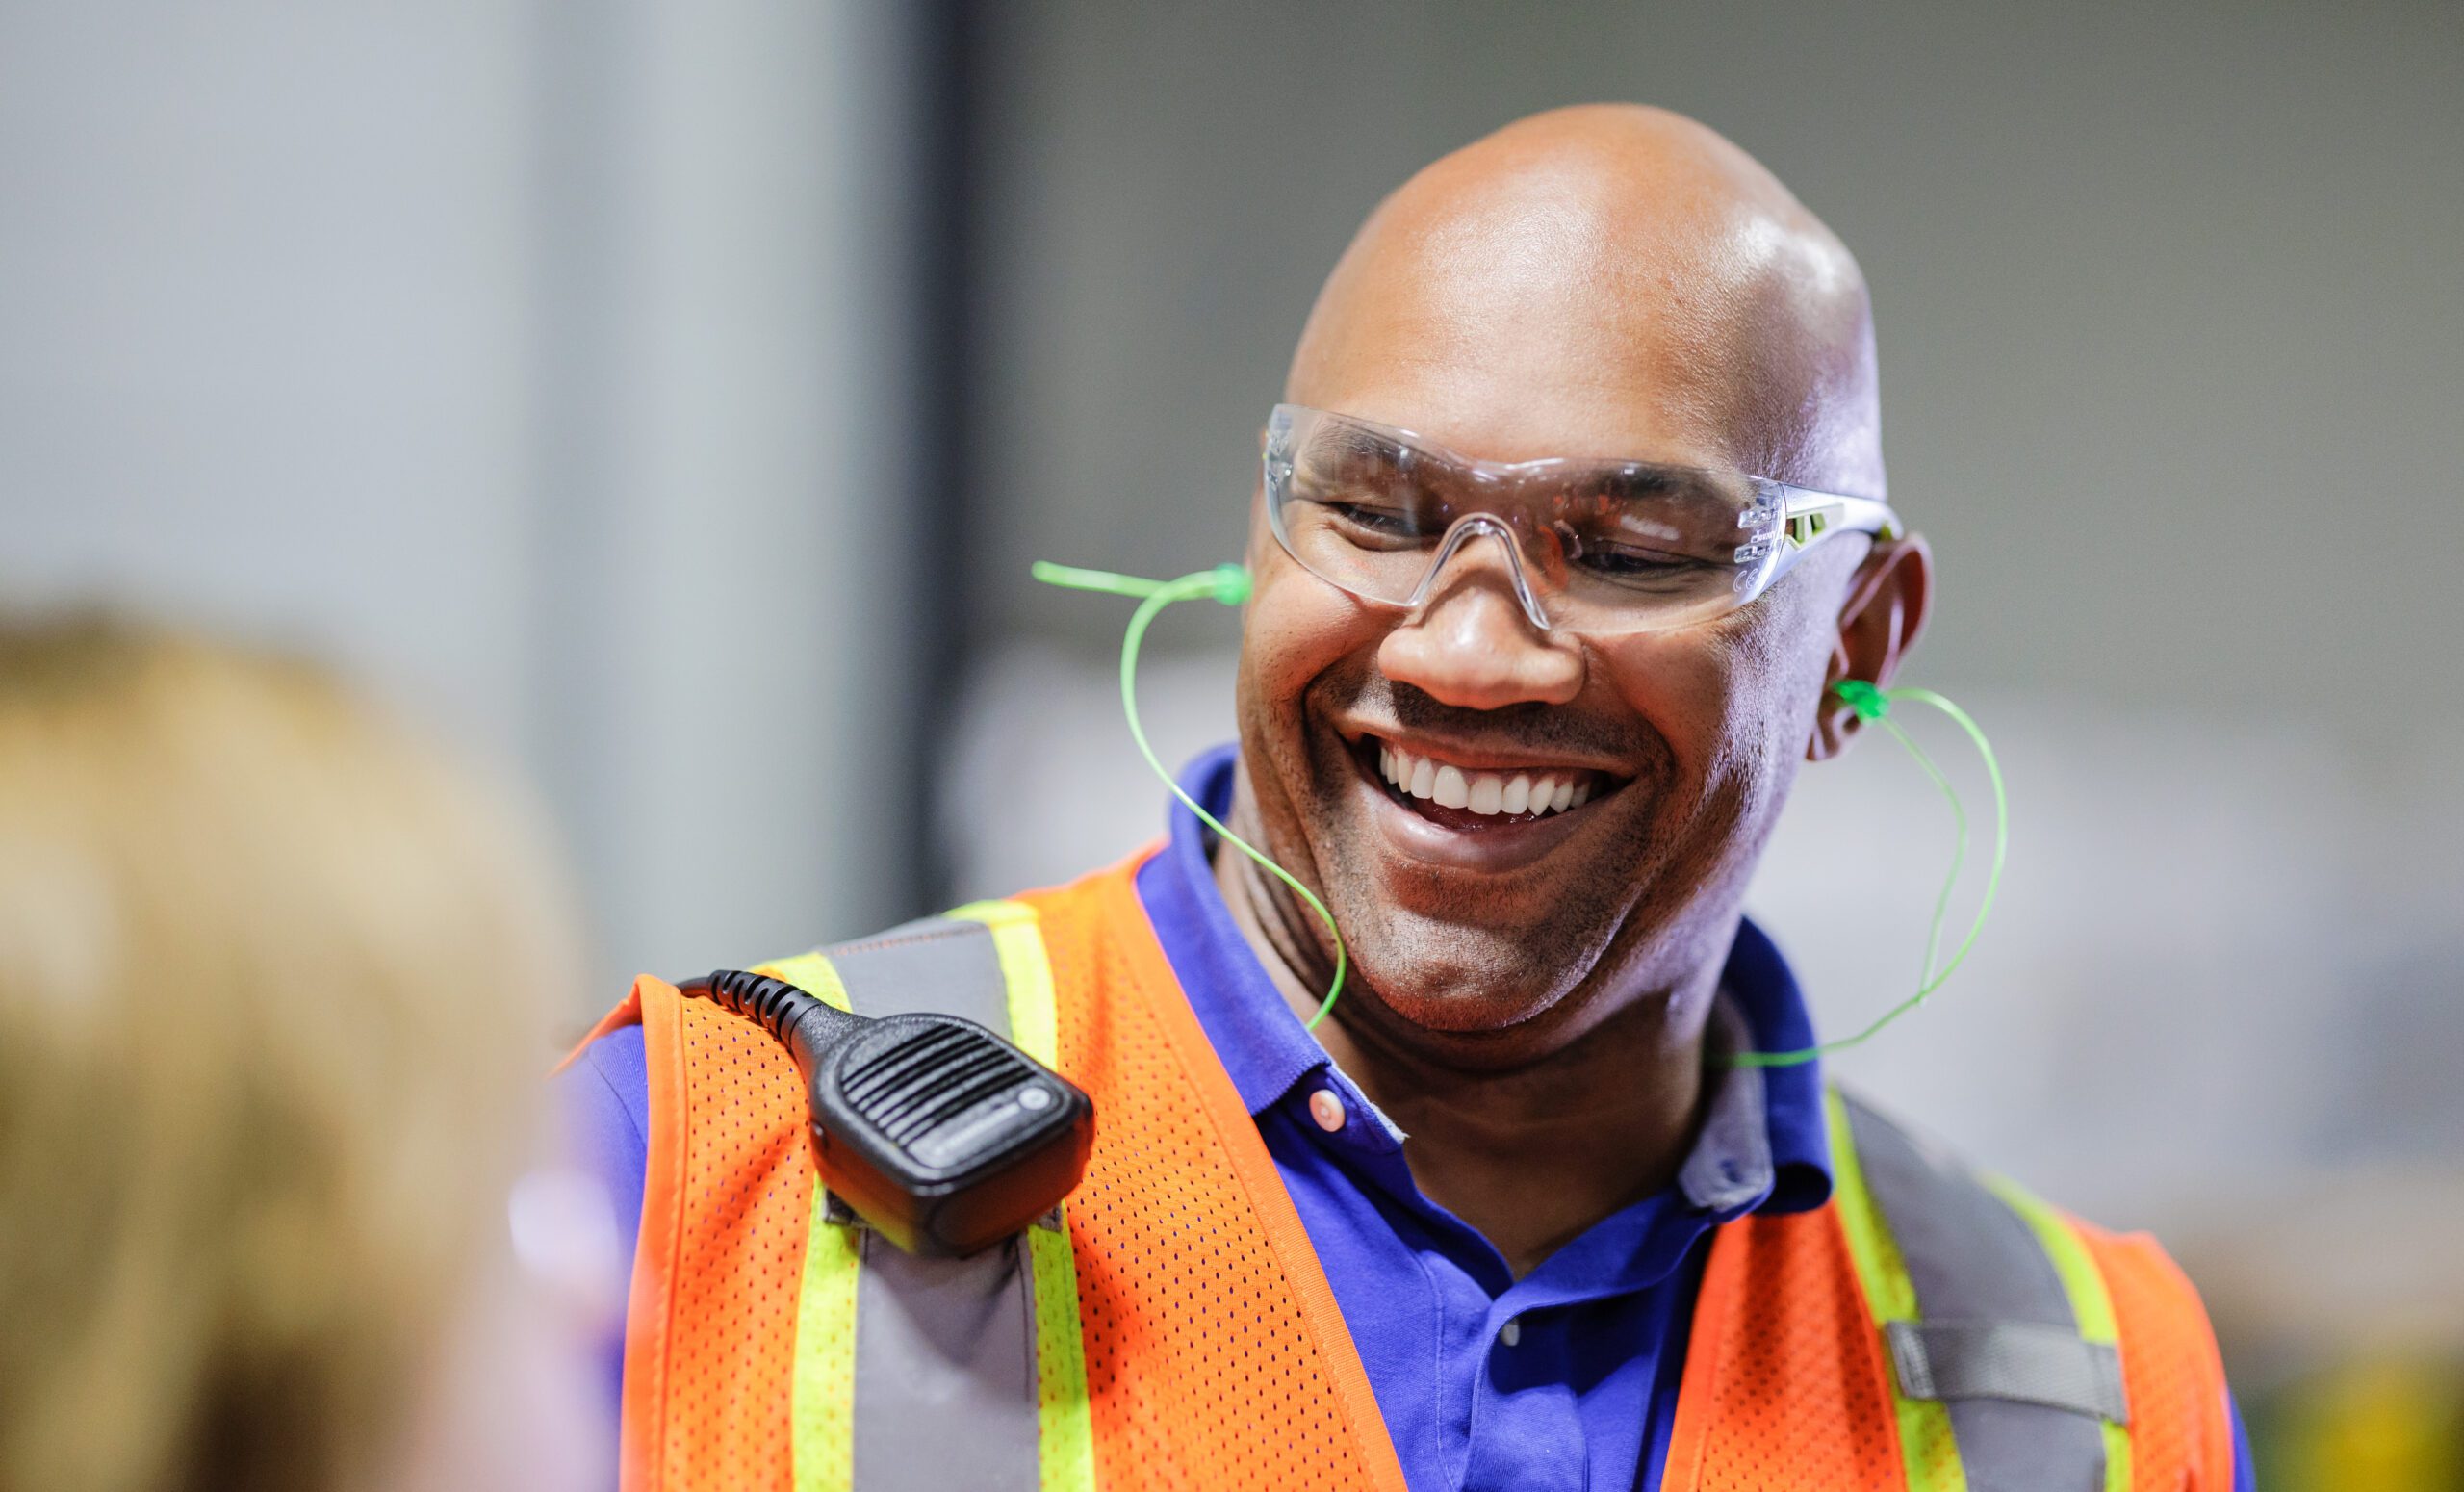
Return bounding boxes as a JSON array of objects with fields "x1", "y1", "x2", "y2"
[
  {"x1": 1500, "y1": 1318, "x2": 1521, "y2": 1348},
  {"x1": 1308, "y1": 1089, "x2": 1347, "y2": 1133}
]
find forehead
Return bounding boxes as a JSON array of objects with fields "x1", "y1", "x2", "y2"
[{"x1": 1285, "y1": 162, "x2": 1874, "y2": 489}]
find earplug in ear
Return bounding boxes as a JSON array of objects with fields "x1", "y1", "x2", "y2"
[{"x1": 1832, "y1": 678, "x2": 1890, "y2": 722}]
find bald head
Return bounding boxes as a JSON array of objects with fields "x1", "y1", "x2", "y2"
[{"x1": 1287, "y1": 104, "x2": 1884, "y2": 499}]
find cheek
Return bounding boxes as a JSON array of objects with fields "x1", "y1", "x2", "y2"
[
  {"x1": 1591, "y1": 631, "x2": 1740, "y2": 788},
  {"x1": 1697, "y1": 610, "x2": 1838, "y2": 816},
  {"x1": 1234, "y1": 560, "x2": 1389, "y2": 863},
  {"x1": 1593, "y1": 611, "x2": 1819, "y2": 801},
  {"x1": 1236, "y1": 561, "x2": 1380, "y2": 738}
]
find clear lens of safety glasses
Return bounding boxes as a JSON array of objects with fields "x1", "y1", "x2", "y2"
[{"x1": 1262, "y1": 403, "x2": 1900, "y2": 635}]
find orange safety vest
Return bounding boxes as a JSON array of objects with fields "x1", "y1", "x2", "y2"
[{"x1": 568, "y1": 850, "x2": 2236, "y2": 1491}]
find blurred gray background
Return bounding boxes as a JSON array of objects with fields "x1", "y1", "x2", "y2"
[{"x1": 4, "y1": 0, "x2": 2458, "y2": 1477}]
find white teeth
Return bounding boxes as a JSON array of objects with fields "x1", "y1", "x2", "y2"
[{"x1": 1374, "y1": 741, "x2": 1600, "y2": 818}]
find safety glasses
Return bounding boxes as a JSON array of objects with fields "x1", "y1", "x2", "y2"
[{"x1": 1263, "y1": 403, "x2": 1900, "y2": 635}]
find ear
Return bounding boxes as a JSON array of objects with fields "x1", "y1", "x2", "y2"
[{"x1": 1808, "y1": 534, "x2": 1933, "y2": 761}]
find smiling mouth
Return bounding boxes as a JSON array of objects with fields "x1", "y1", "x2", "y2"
[{"x1": 1353, "y1": 733, "x2": 1626, "y2": 830}]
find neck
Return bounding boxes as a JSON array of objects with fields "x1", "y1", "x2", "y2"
[{"x1": 1210, "y1": 816, "x2": 1719, "y2": 1279}]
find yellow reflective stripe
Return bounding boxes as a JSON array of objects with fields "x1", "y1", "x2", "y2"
[
  {"x1": 1826, "y1": 1087, "x2": 1969, "y2": 1492},
  {"x1": 1986, "y1": 1174, "x2": 2132, "y2": 1492},
  {"x1": 1022, "y1": 1224, "x2": 1093, "y2": 1492},
  {"x1": 790, "y1": 1200, "x2": 861, "y2": 1492},
  {"x1": 949, "y1": 901, "x2": 1097, "y2": 1492},
  {"x1": 951, "y1": 900, "x2": 1062, "y2": 1074},
  {"x1": 755, "y1": 951, "x2": 850, "y2": 1012},
  {"x1": 1979, "y1": 1177, "x2": 2117, "y2": 1343},
  {"x1": 755, "y1": 953, "x2": 863, "y2": 1492},
  {"x1": 2098, "y1": 1404, "x2": 2131, "y2": 1491}
]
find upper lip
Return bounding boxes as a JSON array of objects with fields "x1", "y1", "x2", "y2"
[{"x1": 1339, "y1": 724, "x2": 1633, "y2": 784}]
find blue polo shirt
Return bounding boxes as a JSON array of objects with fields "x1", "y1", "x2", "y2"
[{"x1": 560, "y1": 743, "x2": 2253, "y2": 1489}]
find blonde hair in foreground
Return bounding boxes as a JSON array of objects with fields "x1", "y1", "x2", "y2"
[{"x1": 0, "y1": 616, "x2": 581, "y2": 1492}]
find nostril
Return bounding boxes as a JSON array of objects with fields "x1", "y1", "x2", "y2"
[{"x1": 1377, "y1": 618, "x2": 1584, "y2": 711}]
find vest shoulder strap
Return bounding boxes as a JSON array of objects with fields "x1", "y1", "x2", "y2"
[
  {"x1": 776, "y1": 872, "x2": 1418, "y2": 1492},
  {"x1": 1670, "y1": 1086, "x2": 2231, "y2": 1491},
  {"x1": 1831, "y1": 1086, "x2": 2131, "y2": 1491},
  {"x1": 758, "y1": 904, "x2": 1093, "y2": 1492}
]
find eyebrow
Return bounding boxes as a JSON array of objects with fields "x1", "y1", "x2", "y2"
[
  {"x1": 1323, "y1": 428, "x2": 1415, "y2": 468},
  {"x1": 1308, "y1": 415, "x2": 1761, "y2": 510}
]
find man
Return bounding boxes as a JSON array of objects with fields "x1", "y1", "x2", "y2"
[{"x1": 563, "y1": 104, "x2": 2251, "y2": 1490}]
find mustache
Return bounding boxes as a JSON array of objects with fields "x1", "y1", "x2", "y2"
[{"x1": 1354, "y1": 675, "x2": 1649, "y2": 764}]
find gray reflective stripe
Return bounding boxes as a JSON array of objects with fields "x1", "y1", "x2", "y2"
[
  {"x1": 1886, "y1": 1321, "x2": 2129, "y2": 1422},
  {"x1": 827, "y1": 915, "x2": 1042, "y2": 1491},
  {"x1": 849, "y1": 1235, "x2": 1040, "y2": 1492},
  {"x1": 830, "y1": 916, "x2": 1012, "y2": 1025},
  {"x1": 1842, "y1": 1094, "x2": 2115, "y2": 1492}
]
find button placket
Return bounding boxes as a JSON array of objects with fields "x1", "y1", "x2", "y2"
[{"x1": 1463, "y1": 1304, "x2": 1581, "y2": 1492}]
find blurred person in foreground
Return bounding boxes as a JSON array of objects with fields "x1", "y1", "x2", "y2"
[
  {"x1": 564, "y1": 105, "x2": 2250, "y2": 1489},
  {"x1": 0, "y1": 616, "x2": 612, "y2": 1492}
]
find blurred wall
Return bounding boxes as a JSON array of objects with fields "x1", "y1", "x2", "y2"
[{"x1": 0, "y1": 0, "x2": 929, "y2": 994}]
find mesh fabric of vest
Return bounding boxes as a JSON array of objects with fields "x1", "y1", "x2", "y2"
[
  {"x1": 2080, "y1": 1222, "x2": 2237, "y2": 1491},
  {"x1": 624, "y1": 981, "x2": 812, "y2": 1490},
  {"x1": 1662, "y1": 1206, "x2": 1910, "y2": 1489},
  {"x1": 1023, "y1": 865, "x2": 1412, "y2": 1491}
]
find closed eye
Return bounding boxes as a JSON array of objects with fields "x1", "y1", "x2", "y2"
[
  {"x1": 1575, "y1": 546, "x2": 1710, "y2": 578},
  {"x1": 1324, "y1": 501, "x2": 1435, "y2": 541},
  {"x1": 1553, "y1": 523, "x2": 1728, "y2": 590}
]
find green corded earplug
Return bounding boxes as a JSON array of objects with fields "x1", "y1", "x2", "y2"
[
  {"x1": 1832, "y1": 677, "x2": 1890, "y2": 722},
  {"x1": 1727, "y1": 680, "x2": 2009, "y2": 1067},
  {"x1": 1032, "y1": 561, "x2": 1345, "y2": 1029}
]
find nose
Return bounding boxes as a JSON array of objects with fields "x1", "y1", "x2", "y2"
[{"x1": 1377, "y1": 536, "x2": 1584, "y2": 710}]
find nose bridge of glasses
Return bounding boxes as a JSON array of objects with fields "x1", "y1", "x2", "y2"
[{"x1": 1405, "y1": 512, "x2": 1554, "y2": 632}]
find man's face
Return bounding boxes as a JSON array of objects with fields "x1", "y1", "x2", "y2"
[
  {"x1": 1228, "y1": 130, "x2": 1884, "y2": 1065},
  {"x1": 1234, "y1": 403, "x2": 1856, "y2": 1061}
]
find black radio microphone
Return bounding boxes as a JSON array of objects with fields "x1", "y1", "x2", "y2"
[{"x1": 675, "y1": 968, "x2": 1093, "y2": 1257}]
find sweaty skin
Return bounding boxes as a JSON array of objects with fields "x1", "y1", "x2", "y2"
[{"x1": 1214, "y1": 105, "x2": 1932, "y2": 1276}]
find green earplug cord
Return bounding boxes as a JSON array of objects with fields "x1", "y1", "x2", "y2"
[
  {"x1": 1033, "y1": 561, "x2": 1348, "y2": 1030},
  {"x1": 1031, "y1": 560, "x2": 2005, "y2": 1064}
]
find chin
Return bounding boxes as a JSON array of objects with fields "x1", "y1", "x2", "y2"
[{"x1": 1334, "y1": 913, "x2": 1591, "y2": 1041}]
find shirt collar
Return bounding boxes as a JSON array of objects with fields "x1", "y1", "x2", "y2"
[{"x1": 1135, "y1": 742, "x2": 1834, "y2": 1216}]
